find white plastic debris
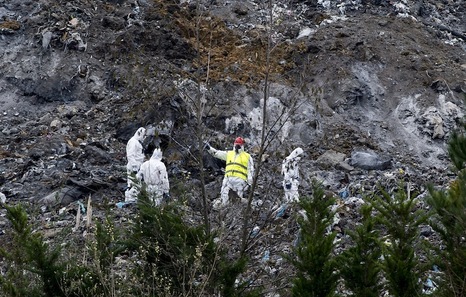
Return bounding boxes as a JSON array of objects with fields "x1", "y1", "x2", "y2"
[
  {"x1": 297, "y1": 27, "x2": 313, "y2": 39},
  {"x1": 251, "y1": 226, "x2": 260, "y2": 237},
  {"x1": 262, "y1": 250, "x2": 270, "y2": 262},
  {"x1": 68, "y1": 18, "x2": 79, "y2": 28},
  {"x1": 275, "y1": 204, "x2": 288, "y2": 218},
  {"x1": 0, "y1": 192, "x2": 6, "y2": 204}
]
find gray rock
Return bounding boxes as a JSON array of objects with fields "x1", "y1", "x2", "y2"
[
  {"x1": 420, "y1": 225, "x2": 433, "y2": 237},
  {"x1": 350, "y1": 150, "x2": 392, "y2": 170},
  {"x1": 42, "y1": 31, "x2": 52, "y2": 49},
  {"x1": 336, "y1": 161, "x2": 354, "y2": 171},
  {"x1": 316, "y1": 150, "x2": 347, "y2": 169},
  {"x1": 38, "y1": 186, "x2": 84, "y2": 206}
]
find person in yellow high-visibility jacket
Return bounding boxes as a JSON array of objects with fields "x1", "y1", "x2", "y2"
[{"x1": 205, "y1": 137, "x2": 254, "y2": 206}]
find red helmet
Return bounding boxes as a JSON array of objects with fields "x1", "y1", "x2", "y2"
[{"x1": 234, "y1": 137, "x2": 245, "y2": 146}]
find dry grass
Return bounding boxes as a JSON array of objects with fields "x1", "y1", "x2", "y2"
[
  {"x1": 173, "y1": 8, "x2": 305, "y2": 86},
  {"x1": 0, "y1": 20, "x2": 21, "y2": 31},
  {"x1": 95, "y1": 0, "x2": 307, "y2": 88}
]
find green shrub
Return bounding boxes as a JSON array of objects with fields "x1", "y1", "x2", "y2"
[
  {"x1": 0, "y1": 204, "x2": 66, "y2": 297},
  {"x1": 127, "y1": 192, "x2": 219, "y2": 296},
  {"x1": 94, "y1": 215, "x2": 126, "y2": 272},
  {"x1": 0, "y1": 204, "x2": 103, "y2": 297}
]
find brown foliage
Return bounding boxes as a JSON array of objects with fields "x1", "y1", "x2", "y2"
[
  {"x1": 0, "y1": 20, "x2": 21, "y2": 31},
  {"x1": 173, "y1": 9, "x2": 304, "y2": 86}
]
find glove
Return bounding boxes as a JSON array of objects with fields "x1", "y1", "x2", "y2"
[{"x1": 203, "y1": 141, "x2": 210, "y2": 151}]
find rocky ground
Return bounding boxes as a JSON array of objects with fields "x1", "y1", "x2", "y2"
[{"x1": 0, "y1": 0, "x2": 465, "y2": 295}]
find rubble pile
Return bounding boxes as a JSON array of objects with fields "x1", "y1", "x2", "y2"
[{"x1": 0, "y1": 0, "x2": 464, "y2": 294}]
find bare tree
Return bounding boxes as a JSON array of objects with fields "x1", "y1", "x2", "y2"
[
  {"x1": 239, "y1": 0, "x2": 312, "y2": 256},
  {"x1": 194, "y1": 0, "x2": 211, "y2": 233}
]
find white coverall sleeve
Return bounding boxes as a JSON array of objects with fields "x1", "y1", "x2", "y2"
[
  {"x1": 136, "y1": 163, "x2": 145, "y2": 181},
  {"x1": 208, "y1": 147, "x2": 227, "y2": 161},
  {"x1": 136, "y1": 168, "x2": 142, "y2": 181},
  {"x1": 247, "y1": 156, "x2": 254, "y2": 185},
  {"x1": 160, "y1": 164, "x2": 169, "y2": 193},
  {"x1": 281, "y1": 159, "x2": 287, "y2": 176}
]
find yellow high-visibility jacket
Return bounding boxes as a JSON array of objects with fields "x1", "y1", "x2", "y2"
[{"x1": 225, "y1": 151, "x2": 250, "y2": 181}]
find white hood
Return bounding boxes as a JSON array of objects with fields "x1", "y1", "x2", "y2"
[
  {"x1": 133, "y1": 127, "x2": 146, "y2": 142},
  {"x1": 151, "y1": 148, "x2": 163, "y2": 161},
  {"x1": 287, "y1": 147, "x2": 304, "y2": 161}
]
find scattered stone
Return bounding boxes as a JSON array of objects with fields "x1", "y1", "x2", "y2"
[
  {"x1": 316, "y1": 150, "x2": 347, "y2": 169},
  {"x1": 42, "y1": 31, "x2": 52, "y2": 49}
]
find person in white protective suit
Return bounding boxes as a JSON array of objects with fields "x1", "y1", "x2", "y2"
[
  {"x1": 205, "y1": 137, "x2": 254, "y2": 206},
  {"x1": 125, "y1": 127, "x2": 146, "y2": 202},
  {"x1": 136, "y1": 148, "x2": 170, "y2": 206},
  {"x1": 282, "y1": 147, "x2": 304, "y2": 203}
]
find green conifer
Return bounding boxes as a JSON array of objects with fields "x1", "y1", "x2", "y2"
[
  {"x1": 427, "y1": 118, "x2": 466, "y2": 297},
  {"x1": 339, "y1": 203, "x2": 382, "y2": 297},
  {"x1": 0, "y1": 204, "x2": 72, "y2": 297},
  {"x1": 289, "y1": 182, "x2": 338, "y2": 297},
  {"x1": 372, "y1": 182, "x2": 428, "y2": 297}
]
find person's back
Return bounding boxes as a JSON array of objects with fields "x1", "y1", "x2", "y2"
[
  {"x1": 126, "y1": 127, "x2": 146, "y2": 173},
  {"x1": 125, "y1": 127, "x2": 146, "y2": 202},
  {"x1": 282, "y1": 147, "x2": 304, "y2": 203},
  {"x1": 137, "y1": 148, "x2": 169, "y2": 205}
]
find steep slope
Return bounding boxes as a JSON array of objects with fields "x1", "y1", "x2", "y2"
[{"x1": 0, "y1": 0, "x2": 465, "y2": 294}]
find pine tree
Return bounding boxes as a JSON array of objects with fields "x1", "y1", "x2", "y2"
[
  {"x1": 339, "y1": 203, "x2": 382, "y2": 297},
  {"x1": 446, "y1": 122, "x2": 466, "y2": 170},
  {"x1": 427, "y1": 119, "x2": 466, "y2": 297},
  {"x1": 0, "y1": 204, "x2": 99, "y2": 297},
  {"x1": 289, "y1": 182, "x2": 338, "y2": 297},
  {"x1": 372, "y1": 182, "x2": 428, "y2": 297}
]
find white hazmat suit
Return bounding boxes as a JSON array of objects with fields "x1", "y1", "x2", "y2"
[
  {"x1": 125, "y1": 127, "x2": 146, "y2": 202},
  {"x1": 282, "y1": 147, "x2": 304, "y2": 202},
  {"x1": 137, "y1": 148, "x2": 170, "y2": 206},
  {"x1": 207, "y1": 138, "x2": 254, "y2": 206}
]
